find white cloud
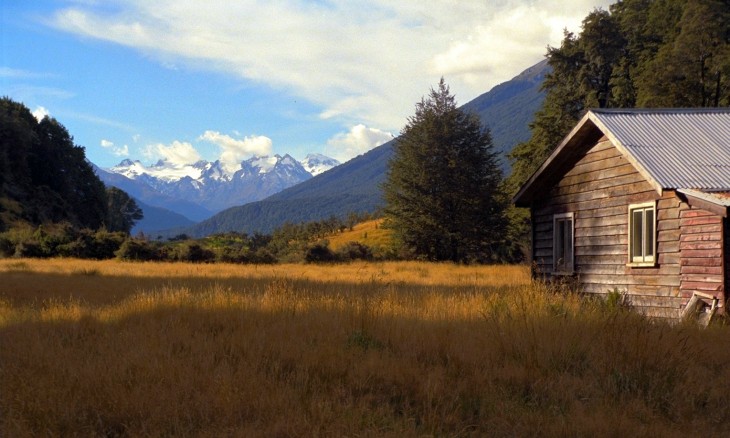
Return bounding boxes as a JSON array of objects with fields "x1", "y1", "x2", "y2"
[
  {"x1": 48, "y1": 0, "x2": 612, "y2": 132},
  {"x1": 199, "y1": 130, "x2": 273, "y2": 173},
  {"x1": 146, "y1": 140, "x2": 201, "y2": 166},
  {"x1": 0, "y1": 67, "x2": 51, "y2": 79},
  {"x1": 325, "y1": 124, "x2": 393, "y2": 162},
  {"x1": 32, "y1": 106, "x2": 50, "y2": 122},
  {"x1": 113, "y1": 144, "x2": 129, "y2": 157},
  {"x1": 100, "y1": 139, "x2": 130, "y2": 157}
]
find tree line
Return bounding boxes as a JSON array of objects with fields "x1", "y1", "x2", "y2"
[{"x1": 0, "y1": 213, "x2": 380, "y2": 263}]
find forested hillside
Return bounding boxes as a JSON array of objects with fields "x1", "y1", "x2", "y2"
[{"x1": 0, "y1": 98, "x2": 108, "y2": 231}]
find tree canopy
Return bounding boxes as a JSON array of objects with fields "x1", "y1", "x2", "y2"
[
  {"x1": 383, "y1": 79, "x2": 509, "y2": 263},
  {"x1": 105, "y1": 187, "x2": 143, "y2": 234}
]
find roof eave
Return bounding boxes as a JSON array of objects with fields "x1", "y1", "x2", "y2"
[
  {"x1": 677, "y1": 189, "x2": 730, "y2": 218},
  {"x1": 512, "y1": 112, "x2": 596, "y2": 207},
  {"x1": 512, "y1": 110, "x2": 668, "y2": 207}
]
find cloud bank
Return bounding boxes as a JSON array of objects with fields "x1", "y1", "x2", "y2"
[{"x1": 49, "y1": 0, "x2": 612, "y2": 135}]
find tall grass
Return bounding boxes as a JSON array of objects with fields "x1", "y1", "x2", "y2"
[{"x1": 2, "y1": 259, "x2": 729, "y2": 436}]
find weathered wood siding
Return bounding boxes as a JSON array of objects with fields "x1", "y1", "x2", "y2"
[
  {"x1": 678, "y1": 208, "x2": 725, "y2": 309},
  {"x1": 531, "y1": 137, "x2": 685, "y2": 320}
]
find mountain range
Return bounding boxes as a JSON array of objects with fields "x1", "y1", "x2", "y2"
[
  {"x1": 165, "y1": 59, "x2": 549, "y2": 237},
  {"x1": 94, "y1": 153, "x2": 340, "y2": 233}
]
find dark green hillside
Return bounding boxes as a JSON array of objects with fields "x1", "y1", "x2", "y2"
[
  {"x1": 175, "y1": 61, "x2": 547, "y2": 237},
  {"x1": 0, "y1": 98, "x2": 108, "y2": 231}
]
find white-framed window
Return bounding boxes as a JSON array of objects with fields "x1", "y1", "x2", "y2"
[
  {"x1": 628, "y1": 201, "x2": 656, "y2": 265},
  {"x1": 553, "y1": 212, "x2": 574, "y2": 273}
]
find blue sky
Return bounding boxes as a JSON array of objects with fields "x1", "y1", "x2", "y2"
[{"x1": 2, "y1": 0, "x2": 611, "y2": 168}]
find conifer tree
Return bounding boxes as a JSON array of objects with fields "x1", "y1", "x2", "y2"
[{"x1": 383, "y1": 79, "x2": 508, "y2": 263}]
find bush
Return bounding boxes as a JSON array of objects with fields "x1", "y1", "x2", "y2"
[
  {"x1": 13, "y1": 241, "x2": 44, "y2": 258},
  {"x1": 0, "y1": 236, "x2": 13, "y2": 258},
  {"x1": 172, "y1": 242, "x2": 215, "y2": 263},
  {"x1": 335, "y1": 241, "x2": 373, "y2": 261},
  {"x1": 305, "y1": 243, "x2": 336, "y2": 263},
  {"x1": 115, "y1": 239, "x2": 159, "y2": 261}
]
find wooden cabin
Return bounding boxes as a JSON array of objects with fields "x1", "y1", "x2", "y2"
[{"x1": 513, "y1": 108, "x2": 730, "y2": 321}]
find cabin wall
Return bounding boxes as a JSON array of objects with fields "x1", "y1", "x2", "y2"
[
  {"x1": 679, "y1": 207, "x2": 725, "y2": 311},
  {"x1": 531, "y1": 137, "x2": 685, "y2": 320}
]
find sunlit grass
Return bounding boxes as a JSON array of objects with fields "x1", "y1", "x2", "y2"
[
  {"x1": 327, "y1": 218, "x2": 392, "y2": 251},
  {"x1": 2, "y1": 259, "x2": 729, "y2": 436}
]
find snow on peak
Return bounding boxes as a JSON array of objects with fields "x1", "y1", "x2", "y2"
[
  {"x1": 109, "y1": 159, "x2": 202, "y2": 182},
  {"x1": 301, "y1": 153, "x2": 340, "y2": 176}
]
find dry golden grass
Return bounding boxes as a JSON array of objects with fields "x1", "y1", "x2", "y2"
[
  {"x1": 327, "y1": 219, "x2": 392, "y2": 250},
  {"x1": 2, "y1": 259, "x2": 730, "y2": 436}
]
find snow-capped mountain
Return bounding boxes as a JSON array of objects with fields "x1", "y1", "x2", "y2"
[
  {"x1": 301, "y1": 153, "x2": 341, "y2": 176},
  {"x1": 100, "y1": 153, "x2": 340, "y2": 218}
]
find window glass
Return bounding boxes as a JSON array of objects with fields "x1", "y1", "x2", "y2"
[
  {"x1": 629, "y1": 203, "x2": 655, "y2": 264},
  {"x1": 553, "y1": 213, "x2": 573, "y2": 272},
  {"x1": 632, "y1": 209, "x2": 643, "y2": 260},
  {"x1": 645, "y1": 209, "x2": 654, "y2": 258}
]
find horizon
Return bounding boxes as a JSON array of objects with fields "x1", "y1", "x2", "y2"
[{"x1": 2, "y1": 1, "x2": 611, "y2": 168}]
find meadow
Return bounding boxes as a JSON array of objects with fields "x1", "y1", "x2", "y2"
[{"x1": 2, "y1": 259, "x2": 730, "y2": 436}]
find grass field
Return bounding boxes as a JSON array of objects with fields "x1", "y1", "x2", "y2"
[{"x1": 2, "y1": 259, "x2": 730, "y2": 436}]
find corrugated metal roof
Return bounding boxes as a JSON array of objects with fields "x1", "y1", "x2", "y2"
[
  {"x1": 591, "y1": 109, "x2": 730, "y2": 190},
  {"x1": 678, "y1": 189, "x2": 730, "y2": 207}
]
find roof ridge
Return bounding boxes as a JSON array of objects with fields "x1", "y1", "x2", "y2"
[{"x1": 590, "y1": 107, "x2": 730, "y2": 114}]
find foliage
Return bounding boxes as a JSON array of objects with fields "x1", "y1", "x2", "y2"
[
  {"x1": 0, "y1": 98, "x2": 109, "y2": 229},
  {"x1": 304, "y1": 242, "x2": 336, "y2": 263},
  {"x1": 384, "y1": 78, "x2": 510, "y2": 263},
  {"x1": 169, "y1": 242, "x2": 215, "y2": 263},
  {"x1": 335, "y1": 241, "x2": 373, "y2": 262},
  {"x1": 105, "y1": 187, "x2": 143, "y2": 234},
  {"x1": 114, "y1": 239, "x2": 161, "y2": 261}
]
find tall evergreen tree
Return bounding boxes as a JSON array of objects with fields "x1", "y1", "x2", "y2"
[{"x1": 383, "y1": 79, "x2": 508, "y2": 263}]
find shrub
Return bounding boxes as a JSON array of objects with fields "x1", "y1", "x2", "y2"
[
  {"x1": 172, "y1": 242, "x2": 215, "y2": 263},
  {"x1": 335, "y1": 241, "x2": 373, "y2": 261},
  {"x1": 305, "y1": 242, "x2": 335, "y2": 263},
  {"x1": 115, "y1": 239, "x2": 159, "y2": 261},
  {"x1": 0, "y1": 236, "x2": 13, "y2": 258},
  {"x1": 249, "y1": 248, "x2": 277, "y2": 264}
]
